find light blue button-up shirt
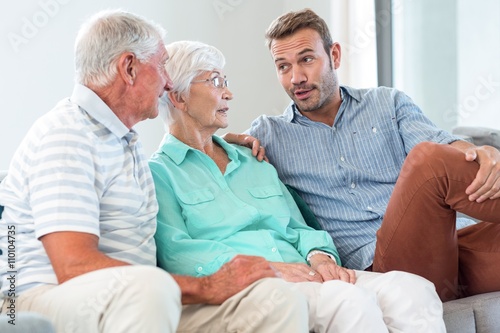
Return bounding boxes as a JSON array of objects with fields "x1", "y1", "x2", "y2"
[
  {"x1": 247, "y1": 86, "x2": 463, "y2": 270},
  {"x1": 149, "y1": 134, "x2": 339, "y2": 277}
]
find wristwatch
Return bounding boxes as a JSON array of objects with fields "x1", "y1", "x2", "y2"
[{"x1": 306, "y1": 250, "x2": 337, "y2": 264}]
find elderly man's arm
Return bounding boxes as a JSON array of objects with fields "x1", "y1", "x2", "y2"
[
  {"x1": 41, "y1": 231, "x2": 130, "y2": 284},
  {"x1": 172, "y1": 255, "x2": 279, "y2": 305}
]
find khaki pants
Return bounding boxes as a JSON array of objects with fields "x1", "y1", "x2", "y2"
[
  {"x1": 178, "y1": 277, "x2": 309, "y2": 333},
  {"x1": 374, "y1": 142, "x2": 500, "y2": 301},
  {"x1": 2, "y1": 265, "x2": 181, "y2": 333}
]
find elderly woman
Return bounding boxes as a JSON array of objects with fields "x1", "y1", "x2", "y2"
[{"x1": 149, "y1": 41, "x2": 446, "y2": 333}]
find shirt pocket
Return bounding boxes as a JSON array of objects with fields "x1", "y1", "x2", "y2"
[
  {"x1": 349, "y1": 119, "x2": 402, "y2": 176},
  {"x1": 247, "y1": 185, "x2": 289, "y2": 218},
  {"x1": 177, "y1": 189, "x2": 223, "y2": 237}
]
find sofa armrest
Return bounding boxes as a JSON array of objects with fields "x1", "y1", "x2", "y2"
[{"x1": 452, "y1": 126, "x2": 500, "y2": 149}]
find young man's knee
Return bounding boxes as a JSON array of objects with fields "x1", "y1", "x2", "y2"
[{"x1": 408, "y1": 142, "x2": 442, "y2": 163}]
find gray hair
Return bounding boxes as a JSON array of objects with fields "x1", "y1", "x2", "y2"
[
  {"x1": 161, "y1": 40, "x2": 225, "y2": 125},
  {"x1": 75, "y1": 9, "x2": 166, "y2": 88}
]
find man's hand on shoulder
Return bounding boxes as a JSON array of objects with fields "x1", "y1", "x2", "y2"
[{"x1": 221, "y1": 133, "x2": 268, "y2": 162}]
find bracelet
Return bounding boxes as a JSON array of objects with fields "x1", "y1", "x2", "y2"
[{"x1": 306, "y1": 250, "x2": 337, "y2": 264}]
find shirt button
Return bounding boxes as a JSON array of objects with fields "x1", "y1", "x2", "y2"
[
  {"x1": 197, "y1": 267, "x2": 203, "y2": 272},
  {"x1": 350, "y1": 182, "x2": 356, "y2": 189},
  {"x1": 367, "y1": 206, "x2": 373, "y2": 210},
  {"x1": 271, "y1": 247, "x2": 277, "y2": 252},
  {"x1": 340, "y1": 156, "x2": 345, "y2": 162},
  {"x1": 372, "y1": 127, "x2": 377, "y2": 133}
]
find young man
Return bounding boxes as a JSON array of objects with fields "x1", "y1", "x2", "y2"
[
  {"x1": 244, "y1": 8, "x2": 500, "y2": 301},
  {"x1": 0, "y1": 10, "x2": 308, "y2": 332}
]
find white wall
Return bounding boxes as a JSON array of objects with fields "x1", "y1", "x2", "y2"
[
  {"x1": 0, "y1": 0, "x2": 331, "y2": 169},
  {"x1": 4, "y1": 1, "x2": 497, "y2": 171},
  {"x1": 456, "y1": 0, "x2": 500, "y2": 128},
  {"x1": 393, "y1": 0, "x2": 500, "y2": 132},
  {"x1": 393, "y1": 0, "x2": 459, "y2": 131}
]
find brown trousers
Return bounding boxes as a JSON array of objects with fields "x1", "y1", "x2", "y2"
[{"x1": 373, "y1": 142, "x2": 500, "y2": 302}]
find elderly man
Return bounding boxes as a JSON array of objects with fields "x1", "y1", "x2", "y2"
[{"x1": 0, "y1": 10, "x2": 308, "y2": 332}]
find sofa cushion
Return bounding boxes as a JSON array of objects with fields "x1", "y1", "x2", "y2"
[
  {"x1": 444, "y1": 291, "x2": 500, "y2": 332},
  {"x1": 443, "y1": 301, "x2": 476, "y2": 333}
]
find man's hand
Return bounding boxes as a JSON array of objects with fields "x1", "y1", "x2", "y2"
[
  {"x1": 177, "y1": 255, "x2": 279, "y2": 305},
  {"x1": 270, "y1": 262, "x2": 324, "y2": 283},
  {"x1": 221, "y1": 133, "x2": 268, "y2": 162},
  {"x1": 308, "y1": 253, "x2": 356, "y2": 284},
  {"x1": 459, "y1": 144, "x2": 500, "y2": 202}
]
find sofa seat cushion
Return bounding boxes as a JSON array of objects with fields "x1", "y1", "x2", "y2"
[{"x1": 443, "y1": 291, "x2": 500, "y2": 332}]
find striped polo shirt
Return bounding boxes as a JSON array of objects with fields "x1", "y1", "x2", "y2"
[{"x1": 0, "y1": 84, "x2": 158, "y2": 297}]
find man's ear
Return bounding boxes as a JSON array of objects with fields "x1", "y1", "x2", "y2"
[
  {"x1": 168, "y1": 91, "x2": 187, "y2": 111},
  {"x1": 331, "y1": 42, "x2": 341, "y2": 70},
  {"x1": 117, "y1": 52, "x2": 137, "y2": 85}
]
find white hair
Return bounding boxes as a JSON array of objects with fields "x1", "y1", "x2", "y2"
[
  {"x1": 74, "y1": 9, "x2": 166, "y2": 88},
  {"x1": 160, "y1": 40, "x2": 225, "y2": 126}
]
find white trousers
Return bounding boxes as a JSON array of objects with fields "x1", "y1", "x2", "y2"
[{"x1": 294, "y1": 270, "x2": 446, "y2": 333}]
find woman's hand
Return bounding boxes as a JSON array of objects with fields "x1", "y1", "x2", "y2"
[
  {"x1": 309, "y1": 253, "x2": 356, "y2": 284},
  {"x1": 270, "y1": 262, "x2": 324, "y2": 283}
]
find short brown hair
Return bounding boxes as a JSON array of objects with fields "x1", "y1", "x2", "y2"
[{"x1": 265, "y1": 8, "x2": 333, "y2": 55}]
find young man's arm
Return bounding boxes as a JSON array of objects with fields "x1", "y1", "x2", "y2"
[
  {"x1": 221, "y1": 133, "x2": 267, "y2": 161},
  {"x1": 450, "y1": 140, "x2": 500, "y2": 202}
]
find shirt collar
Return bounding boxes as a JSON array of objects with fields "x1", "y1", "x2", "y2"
[
  {"x1": 70, "y1": 84, "x2": 131, "y2": 140},
  {"x1": 340, "y1": 85, "x2": 361, "y2": 103},
  {"x1": 282, "y1": 85, "x2": 360, "y2": 123},
  {"x1": 159, "y1": 133, "x2": 241, "y2": 165}
]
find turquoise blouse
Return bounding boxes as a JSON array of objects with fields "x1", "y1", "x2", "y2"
[{"x1": 149, "y1": 134, "x2": 340, "y2": 277}]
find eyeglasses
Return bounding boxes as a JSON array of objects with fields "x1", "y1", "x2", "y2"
[{"x1": 191, "y1": 76, "x2": 229, "y2": 89}]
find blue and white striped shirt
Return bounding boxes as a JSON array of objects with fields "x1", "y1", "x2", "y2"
[
  {"x1": 0, "y1": 84, "x2": 158, "y2": 297},
  {"x1": 247, "y1": 86, "x2": 462, "y2": 270}
]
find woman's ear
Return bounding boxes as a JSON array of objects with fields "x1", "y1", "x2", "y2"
[{"x1": 168, "y1": 91, "x2": 187, "y2": 111}]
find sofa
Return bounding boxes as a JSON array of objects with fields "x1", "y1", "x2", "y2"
[{"x1": 1, "y1": 126, "x2": 499, "y2": 332}]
